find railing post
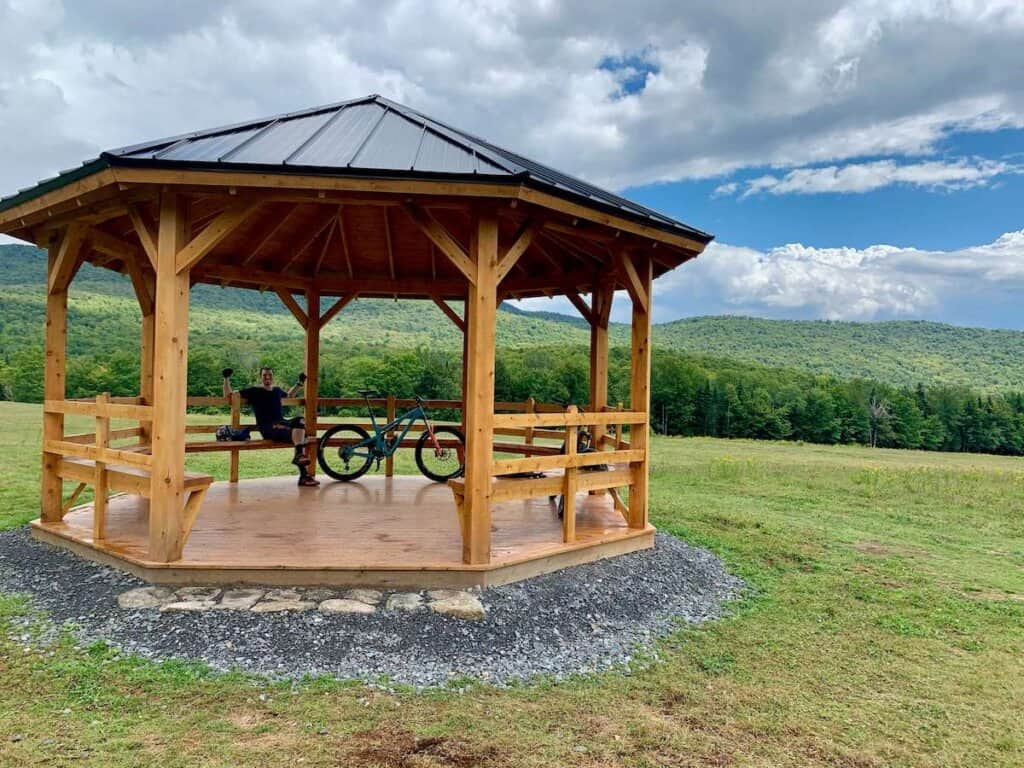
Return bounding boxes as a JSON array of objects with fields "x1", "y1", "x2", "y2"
[
  {"x1": 93, "y1": 393, "x2": 110, "y2": 541},
  {"x1": 385, "y1": 393, "x2": 396, "y2": 477},
  {"x1": 563, "y1": 405, "x2": 578, "y2": 543},
  {"x1": 524, "y1": 396, "x2": 536, "y2": 448},
  {"x1": 229, "y1": 391, "x2": 241, "y2": 483}
]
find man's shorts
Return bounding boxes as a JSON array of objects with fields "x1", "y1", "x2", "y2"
[{"x1": 259, "y1": 417, "x2": 304, "y2": 444}]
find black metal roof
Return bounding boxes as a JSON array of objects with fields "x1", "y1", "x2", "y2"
[{"x1": 1, "y1": 95, "x2": 711, "y2": 243}]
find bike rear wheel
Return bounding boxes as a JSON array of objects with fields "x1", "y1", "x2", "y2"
[
  {"x1": 415, "y1": 426, "x2": 465, "y2": 482},
  {"x1": 317, "y1": 424, "x2": 374, "y2": 481}
]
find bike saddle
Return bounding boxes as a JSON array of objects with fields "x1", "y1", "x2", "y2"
[{"x1": 356, "y1": 388, "x2": 383, "y2": 398}]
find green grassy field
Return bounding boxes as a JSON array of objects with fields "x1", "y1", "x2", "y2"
[{"x1": 1, "y1": 401, "x2": 1022, "y2": 766}]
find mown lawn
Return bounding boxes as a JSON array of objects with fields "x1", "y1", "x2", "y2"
[{"x1": 1, "y1": 401, "x2": 1022, "y2": 767}]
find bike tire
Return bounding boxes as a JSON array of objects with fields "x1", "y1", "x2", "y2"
[
  {"x1": 415, "y1": 426, "x2": 466, "y2": 482},
  {"x1": 317, "y1": 424, "x2": 374, "y2": 481}
]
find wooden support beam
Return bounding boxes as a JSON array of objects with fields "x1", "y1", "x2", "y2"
[
  {"x1": 383, "y1": 207, "x2": 396, "y2": 280},
  {"x1": 148, "y1": 189, "x2": 193, "y2": 562},
  {"x1": 281, "y1": 207, "x2": 338, "y2": 273},
  {"x1": 320, "y1": 294, "x2": 355, "y2": 328},
  {"x1": 496, "y1": 219, "x2": 534, "y2": 284},
  {"x1": 275, "y1": 288, "x2": 308, "y2": 329},
  {"x1": 47, "y1": 224, "x2": 87, "y2": 294},
  {"x1": 127, "y1": 204, "x2": 158, "y2": 269},
  {"x1": 41, "y1": 241, "x2": 70, "y2": 522},
  {"x1": 242, "y1": 204, "x2": 298, "y2": 267},
  {"x1": 122, "y1": 251, "x2": 154, "y2": 315},
  {"x1": 628, "y1": 253, "x2": 653, "y2": 529},
  {"x1": 431, "y1": 295, "x2": 467, "y2": 333},
  {"x1": 336, "y1": 208, "x2": 354, "y2": 278},
  {"x1": 461, "y1": 211, "x2": 498, "y2": 565},
  {"x1": 305, "y1": 288, "x2": 321, "y2": 472},
  {"x1": 403, "y1": 203, "x2": 475, "y2": 284},
  {"x1": 175, "y1": 201, "x2": 258, "y2": 273},
  {"x1": 565, "y1": 291, "x2": 595, "y2": 325},
  {"x1": 138, "y1": 269, "x2": 156, "y2": 443},
  {"x1": 61, "y1": 483, "x2": 87, "y2": 515},
  {"x1": 589, "y1": 283, "x2": 614, "y2": 447},
  {"x1": 616, "y1": 248, "x2": 649, "y2": 312},
  {"x1": 313, "y1": 217, "x2": 336, "y2": 276}
]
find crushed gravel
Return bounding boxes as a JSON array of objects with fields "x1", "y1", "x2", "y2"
[{"x1": 0, "y1": 527, "x2": 743, "y2": 688}]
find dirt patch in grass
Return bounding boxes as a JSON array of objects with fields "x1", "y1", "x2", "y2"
[
  {"x1": 349, "y1": 727, "x2": 500, "y2": 767},
  {"x1": 853, "y1": 540, "x2": 928, "y2": 558}
]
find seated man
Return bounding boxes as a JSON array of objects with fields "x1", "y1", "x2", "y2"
[{"x1": 222, "y1": 366, "x2": 319, "y2": 487}]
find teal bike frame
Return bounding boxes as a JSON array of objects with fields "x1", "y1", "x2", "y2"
[{"x1": 342, "y1": 395, "x2": 442, "y2": 466}]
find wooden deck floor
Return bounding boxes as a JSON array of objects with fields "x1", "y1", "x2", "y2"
[{"x1": 32, "y1": 475, "x2": 654, "y2": 588}]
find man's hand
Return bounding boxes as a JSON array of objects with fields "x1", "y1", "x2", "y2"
[{"x1": 221, "y1": 368, "x2": 234, "y2": 379}]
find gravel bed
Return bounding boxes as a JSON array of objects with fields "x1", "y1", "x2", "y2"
[{"x1": 0, "y1": 528, "x2": 743, "y2": 688}]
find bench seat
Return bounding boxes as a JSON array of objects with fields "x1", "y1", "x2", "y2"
[
  {"x1": 57, "y1": 457, "x2": 213, "y2": 498},
  {"x1": 447, "y1": 466, "x2": 632, "y2": 503}
]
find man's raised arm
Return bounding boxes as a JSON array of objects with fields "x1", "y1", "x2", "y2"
[{"x1": 287, "y1": 372, "x2": 307, "y2": 398}]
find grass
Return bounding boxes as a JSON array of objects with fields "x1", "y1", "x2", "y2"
[{"x1": 1, "y1": 401, "x2": 1022, "y2": 766}]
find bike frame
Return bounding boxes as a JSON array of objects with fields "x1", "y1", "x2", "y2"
[{"x1": 343, "y1": 397, "x2": 443, "y2": 461}]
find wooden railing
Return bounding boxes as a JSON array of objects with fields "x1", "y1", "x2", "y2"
[{"x1": 43, "y1": 393, "x2": 155, "y2": 539}]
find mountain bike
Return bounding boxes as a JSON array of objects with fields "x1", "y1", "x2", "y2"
[{"x1": 316, "y1": 390, "x2": 465, "y2": 482}]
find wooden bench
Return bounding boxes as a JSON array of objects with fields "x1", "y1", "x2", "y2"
[{"x1": 57, "y1": 457, "x2": 213, "y2": 552}]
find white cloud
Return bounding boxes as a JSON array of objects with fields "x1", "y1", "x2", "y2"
[
  {"x1": 652, "y1": 230, "x2": 1024, "y2": 322},
  {"x1": 726, "y1": 157, "x2": 1018, "y2": 197},
  {"x1": 1, "y1": 1, "x2": 1023, "y2": 198}
]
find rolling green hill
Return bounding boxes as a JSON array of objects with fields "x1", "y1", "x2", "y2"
[{"x1": 2, "y1": 243, "x2": 1023, "y2": 390}]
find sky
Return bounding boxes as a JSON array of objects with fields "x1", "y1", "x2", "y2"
[{"x1": 1, "y1": 0, "x2": 1023, "y2": 328}]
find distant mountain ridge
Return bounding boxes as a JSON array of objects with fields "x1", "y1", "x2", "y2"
[{"x1": 2, "y1": 243, "x2": 1023, "y2": 391}]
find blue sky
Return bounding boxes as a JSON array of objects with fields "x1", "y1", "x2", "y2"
[{"x1": 1, "y1": 1, "x2": 1022, "y2": 329}]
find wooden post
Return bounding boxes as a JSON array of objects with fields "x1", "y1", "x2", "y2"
[
  {"x1": 563, "y1": 405, "x2": 578, "y2": 543},
  {"x1": 524, "y1": 397, "x2": 536, "y2": 447},
  {"x1": 139, "y1": 271, "x2": 156, "y2": 441},
  {"x1": 589, "y1": 284, "x2": 613, "y2": 442},
  {"x1": 460, "y1": 294, "x2": 469, "y2": 433},
  {"x1": 41, "y1": 234, "x2": 71, "y2": 524},
  {"x1": 628, "y1": 253, "x2": 653, "y2": 529},
  {"x1": 93, "y1": 392, "x2": 110, "y2": 540},
  {"x1": 461, "y1": 211, "x2": 498, "y2": 565},
  {"x1": 385, "y1": 393, "x2": 396, "y2": 477},
  {"x1": 304, "y1": 288, "x2": 321, "y2": 471},
  {"x1": 148, "y1": 189, "x2": 192, "y2": 562},
  {"x1": 229, "y1": 391, "x2": 241, "y2": 483}
]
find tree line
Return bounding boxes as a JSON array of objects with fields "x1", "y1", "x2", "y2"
[{"x1": 4, "y1": 341, "x2": 1024, "y2": 457}]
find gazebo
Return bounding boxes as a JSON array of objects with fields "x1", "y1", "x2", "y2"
[{"x1": 0, "y1": 95, "x2": 712, "y2": 587}]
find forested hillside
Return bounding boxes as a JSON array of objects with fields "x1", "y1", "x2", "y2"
[
  {"x1": 3, "y1": 244, "x2": 1024, "y2": 456},
  {"x1": 2, "y1": 243, "x2": 1023, "y2": 391}
]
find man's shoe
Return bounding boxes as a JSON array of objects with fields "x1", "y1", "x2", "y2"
[{"x1": 298, "y1": 474, "x2": 320, "y2": 487}]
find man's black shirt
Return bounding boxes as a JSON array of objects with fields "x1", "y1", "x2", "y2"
[{"x1": 239, "y1": 386, "x2": 287, "y2": 432}]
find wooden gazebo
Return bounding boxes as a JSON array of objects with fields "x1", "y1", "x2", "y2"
[{"x1": 0, "y1": 95, "x2": 712, "y2": 587}]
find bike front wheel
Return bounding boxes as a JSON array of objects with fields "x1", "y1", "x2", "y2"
[
  {"x1": 317, "y1": 424, "x2": 374, "y2": 481},
  {"x1": 415, "y1": 427, "x2": 466, "y2": 482}
]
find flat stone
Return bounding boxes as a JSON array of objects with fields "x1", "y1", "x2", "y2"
[
  {"x1": 160, "y1": 600, "x2": 216, "y2": 612},
  {"x1": 345, "y1": 588, "x2": 382, "y2": 605},
  {"x1": 426, "y1": 589, "x2": 465, "y2": 602},
  {"x1": 117, "y1": 587, "x2": 176, "y2": 609},
  {"x1": 263, "y1": 588, "x2": 301, "y2": 601},
  {"x1": 216, "y1": 589, "x2": 264, "y2": 610},
  {"x1": 385, "y1": 592, "x2": 423, "y2": 611},
  {"x1": 250, "y1": 600, "x2": 315, "y2": 613},
  {"x1": 304, "y1": 588, "x2": 337, "y2": 602},
  {"x1": 429, "y1": 592, "x2": 486, "y2": 620},
  {"x1": 319, "y1": 599, "x2": 376, "y2": 615},
  {"x1": 175, "y1": 587, "x2": 221, "y2": 601}
]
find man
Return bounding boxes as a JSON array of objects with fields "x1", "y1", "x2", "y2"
[{"x1": 222, "y1": 366, "x2": 319, "y2": 487}]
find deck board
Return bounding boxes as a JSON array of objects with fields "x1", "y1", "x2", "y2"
[{"x1": 32, "y1": 475, "x2": 654, "y2": 588}]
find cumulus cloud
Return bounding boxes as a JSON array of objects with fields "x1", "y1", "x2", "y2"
[
  {"x1": 0, "y1": 0, "x2": 1023, "y2": 196},
  {"x1": 651, "y1": 230, "x2": 1024, "y2": 323},
  {"x1": 720, "y1": 157, "x2": 1020, "y2": 197}
]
